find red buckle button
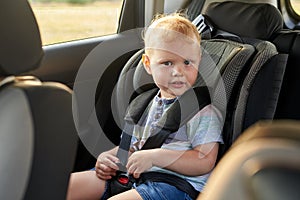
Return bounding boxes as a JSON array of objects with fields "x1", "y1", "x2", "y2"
[{"x1": 118, "y1": 176, "x2": 129, "y2": 184}]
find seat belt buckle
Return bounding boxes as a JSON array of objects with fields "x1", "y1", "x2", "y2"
[{"x1": 108, "y1": 171, "x2": 135, "y2": 197}]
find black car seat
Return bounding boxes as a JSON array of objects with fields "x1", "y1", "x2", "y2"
[
  {"x1": 201, "y1": 1, "x2": 288, "y2": 154},
  {"x1": 198, "y1": 120, "x2": 300, "y2": 200},
  {"x1": 0, "y1": 0, "x2": 77, "y2": 199}
]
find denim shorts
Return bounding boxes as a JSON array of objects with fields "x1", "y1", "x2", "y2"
[
  {"x1": 101, "y1": 181, "x2": 193, "y2": 200},
  {"x1": 135, "y1": 181, "x2": 193, "y2": 200}
]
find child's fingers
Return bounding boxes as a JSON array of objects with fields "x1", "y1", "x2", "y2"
[{"x1": 97, "y1": 155, "x2": 120, "y2": 170}]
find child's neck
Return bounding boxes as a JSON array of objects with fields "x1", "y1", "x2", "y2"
[{"x1": 159, "y1": 92, "x2": 177, "y2": 100}]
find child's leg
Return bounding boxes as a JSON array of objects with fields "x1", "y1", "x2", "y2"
[
  {"x1": 108, "y1": 189, "x2": 143, "y2": 200},
  {"x1": 66, "y1": 170, "x2": 106, "y2": 200}
]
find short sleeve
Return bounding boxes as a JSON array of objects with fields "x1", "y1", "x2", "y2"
[{"x1": 187, "y1": 104, "x2": 223, "y2": 147}]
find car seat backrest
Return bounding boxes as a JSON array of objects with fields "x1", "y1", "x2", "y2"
[
  {"x1": 232, "y1": 41, "x2": 287, "y2": 140},
  {"x1": 0, "y1": 1, "x2": 78, "y2": 199},
  {"x1": 202, "y1": 1, "x2": 288, "y2": 153},
  {"x1": 199, "y1": 39, "x2": 255, "y2": 116}
]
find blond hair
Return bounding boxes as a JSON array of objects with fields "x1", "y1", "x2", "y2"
[{"x1": 144, "y1": 13, "x2": 200, "y2": 49}]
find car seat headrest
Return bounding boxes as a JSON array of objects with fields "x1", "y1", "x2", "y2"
[
  {"x1": 133, "y1": 59, "x2": 155, "y2": 93},
  {"x1": 204, "y1": 1, "x2": 283, "y2": 40},
  {"x1": 0, "y1": 0, "x2": 43, "y2": 76}
]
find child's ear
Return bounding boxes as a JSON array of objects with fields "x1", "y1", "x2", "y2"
[{"x1": 142, "y1": 54, "x2": 152, "y2": 74}]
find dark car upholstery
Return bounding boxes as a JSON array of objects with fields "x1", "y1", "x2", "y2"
[
  {"x1": 272, "y1": 30, "x2": 300, "y2": 120},
  {"x1": 196, "y1": 1, "x2": 299, "y2": 199},
  {"x1": 200, "y1": 1, "x2": 288, "y2": 155}
]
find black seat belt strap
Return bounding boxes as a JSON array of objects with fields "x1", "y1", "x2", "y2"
[
  {"x1": 116, "y1": 123, "x2": 134, "y2": 172},
  {"x1": 116, "y1": 86, "x2": 211, "y2": 168},
  {"x1": 142, "y1": 86, "x2": 211, "y2": 150},
  {"x1": 112, "y1": 86, "x2": 210, "y2": 198},
  {"x1": 116, "y1": 88, "x2": 158, "y2": 171}
]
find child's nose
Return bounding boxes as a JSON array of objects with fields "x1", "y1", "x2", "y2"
[{"x1": 172, "y1": 65, "x2": 184, "y2": 76}]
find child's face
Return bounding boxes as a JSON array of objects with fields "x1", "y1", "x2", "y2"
[{"x1": 143, "y1": 35, "x2": 201, "y2": 99}]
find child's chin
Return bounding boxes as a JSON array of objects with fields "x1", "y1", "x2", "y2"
[{"x1": 173, "y1": 89, "x2": 188, "y2": 96}]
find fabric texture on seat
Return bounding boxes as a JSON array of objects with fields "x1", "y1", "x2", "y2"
[
  {"x1": 0, "y1": 1, "x2": 78, "y2": 199},
  {"x1": 232, "y1": 41, "x2": 287, "y2": 140},
  {"x1": 202, "y1": 1, "x2": 288, "y2": 153},
  {"x1": 113, "y1": 49, "x2": 151, "y2": 131},
  {"x1": 200, "y1": 39, "x2": 255, "y2": 115}
]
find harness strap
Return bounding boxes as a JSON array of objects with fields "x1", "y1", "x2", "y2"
[
  {"x1": 142, "y1": 86, "x2": 211, "y2": 150},
  {"x1": 138, "y1": 172, "x2": 199, "y2": 199},
  {"x1": 124, "y1": 88, "x2": 159, "y2": 124},
  {"x1": 117, "y1": 88, "x2": 158, "y2": 169},
  {"x1": 115, "y1": 86, "x2": 211, "y2": 198}
]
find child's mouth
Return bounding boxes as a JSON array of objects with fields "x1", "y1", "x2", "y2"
[{"x1": 170, "y1": 81, "x2": 186, "y2": 88}]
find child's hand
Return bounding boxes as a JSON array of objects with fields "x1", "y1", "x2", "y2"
[
  {"x1": 95, "y1": 152, "x2": 120, "y2": 180},
  {"x1": 126, "y1": 150, "x2": 154, "y2": 178}
]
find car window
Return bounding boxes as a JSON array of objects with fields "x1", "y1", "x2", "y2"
[
  {"x1": 289, "y1": 0, "x2": 300, "y2": 16},
  {"x1": 29, "y1": 0, "x2": 123, "y2": 45}
]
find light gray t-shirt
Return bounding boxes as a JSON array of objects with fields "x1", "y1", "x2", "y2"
[{"x1": 130, "y1": 93, "x2": 223, "y2": 192}]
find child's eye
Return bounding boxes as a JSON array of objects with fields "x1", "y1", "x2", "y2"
[
  {"x1": 184, "y1": 60, "x2": 191, "y2": 65},
  {"x1": 163, "y1": 61, "x2": 173, "y2": 66}
]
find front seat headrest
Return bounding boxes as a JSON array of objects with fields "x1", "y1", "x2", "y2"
[
  {"x1": 0, "y1": 0, "x2": 43, "y2": 76},
  {"x1": 204, "y1": 1, "x2": 283, "y2": 40}
]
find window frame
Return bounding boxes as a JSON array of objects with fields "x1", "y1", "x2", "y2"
[
  {"x1": 280, "y1": 0, "x2": 300, "y2": 29},
  {"x1": 30, "y1": 0, "x2": 126, "y2": 45},
  {"x1": 287, "y1": 0, "x2": 300, "y2": 20}
]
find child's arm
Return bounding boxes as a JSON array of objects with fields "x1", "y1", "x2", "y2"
[
  {"x1": 127, "y1": 142, "x2": 219, "y2": 178},
  {"x1": 95, "y1": 146, "x2": 120, "y2": 180}
]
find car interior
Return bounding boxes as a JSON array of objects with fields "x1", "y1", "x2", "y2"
[{"x1": 1, "y1": 0, "x2": 300, "y2": 199}]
